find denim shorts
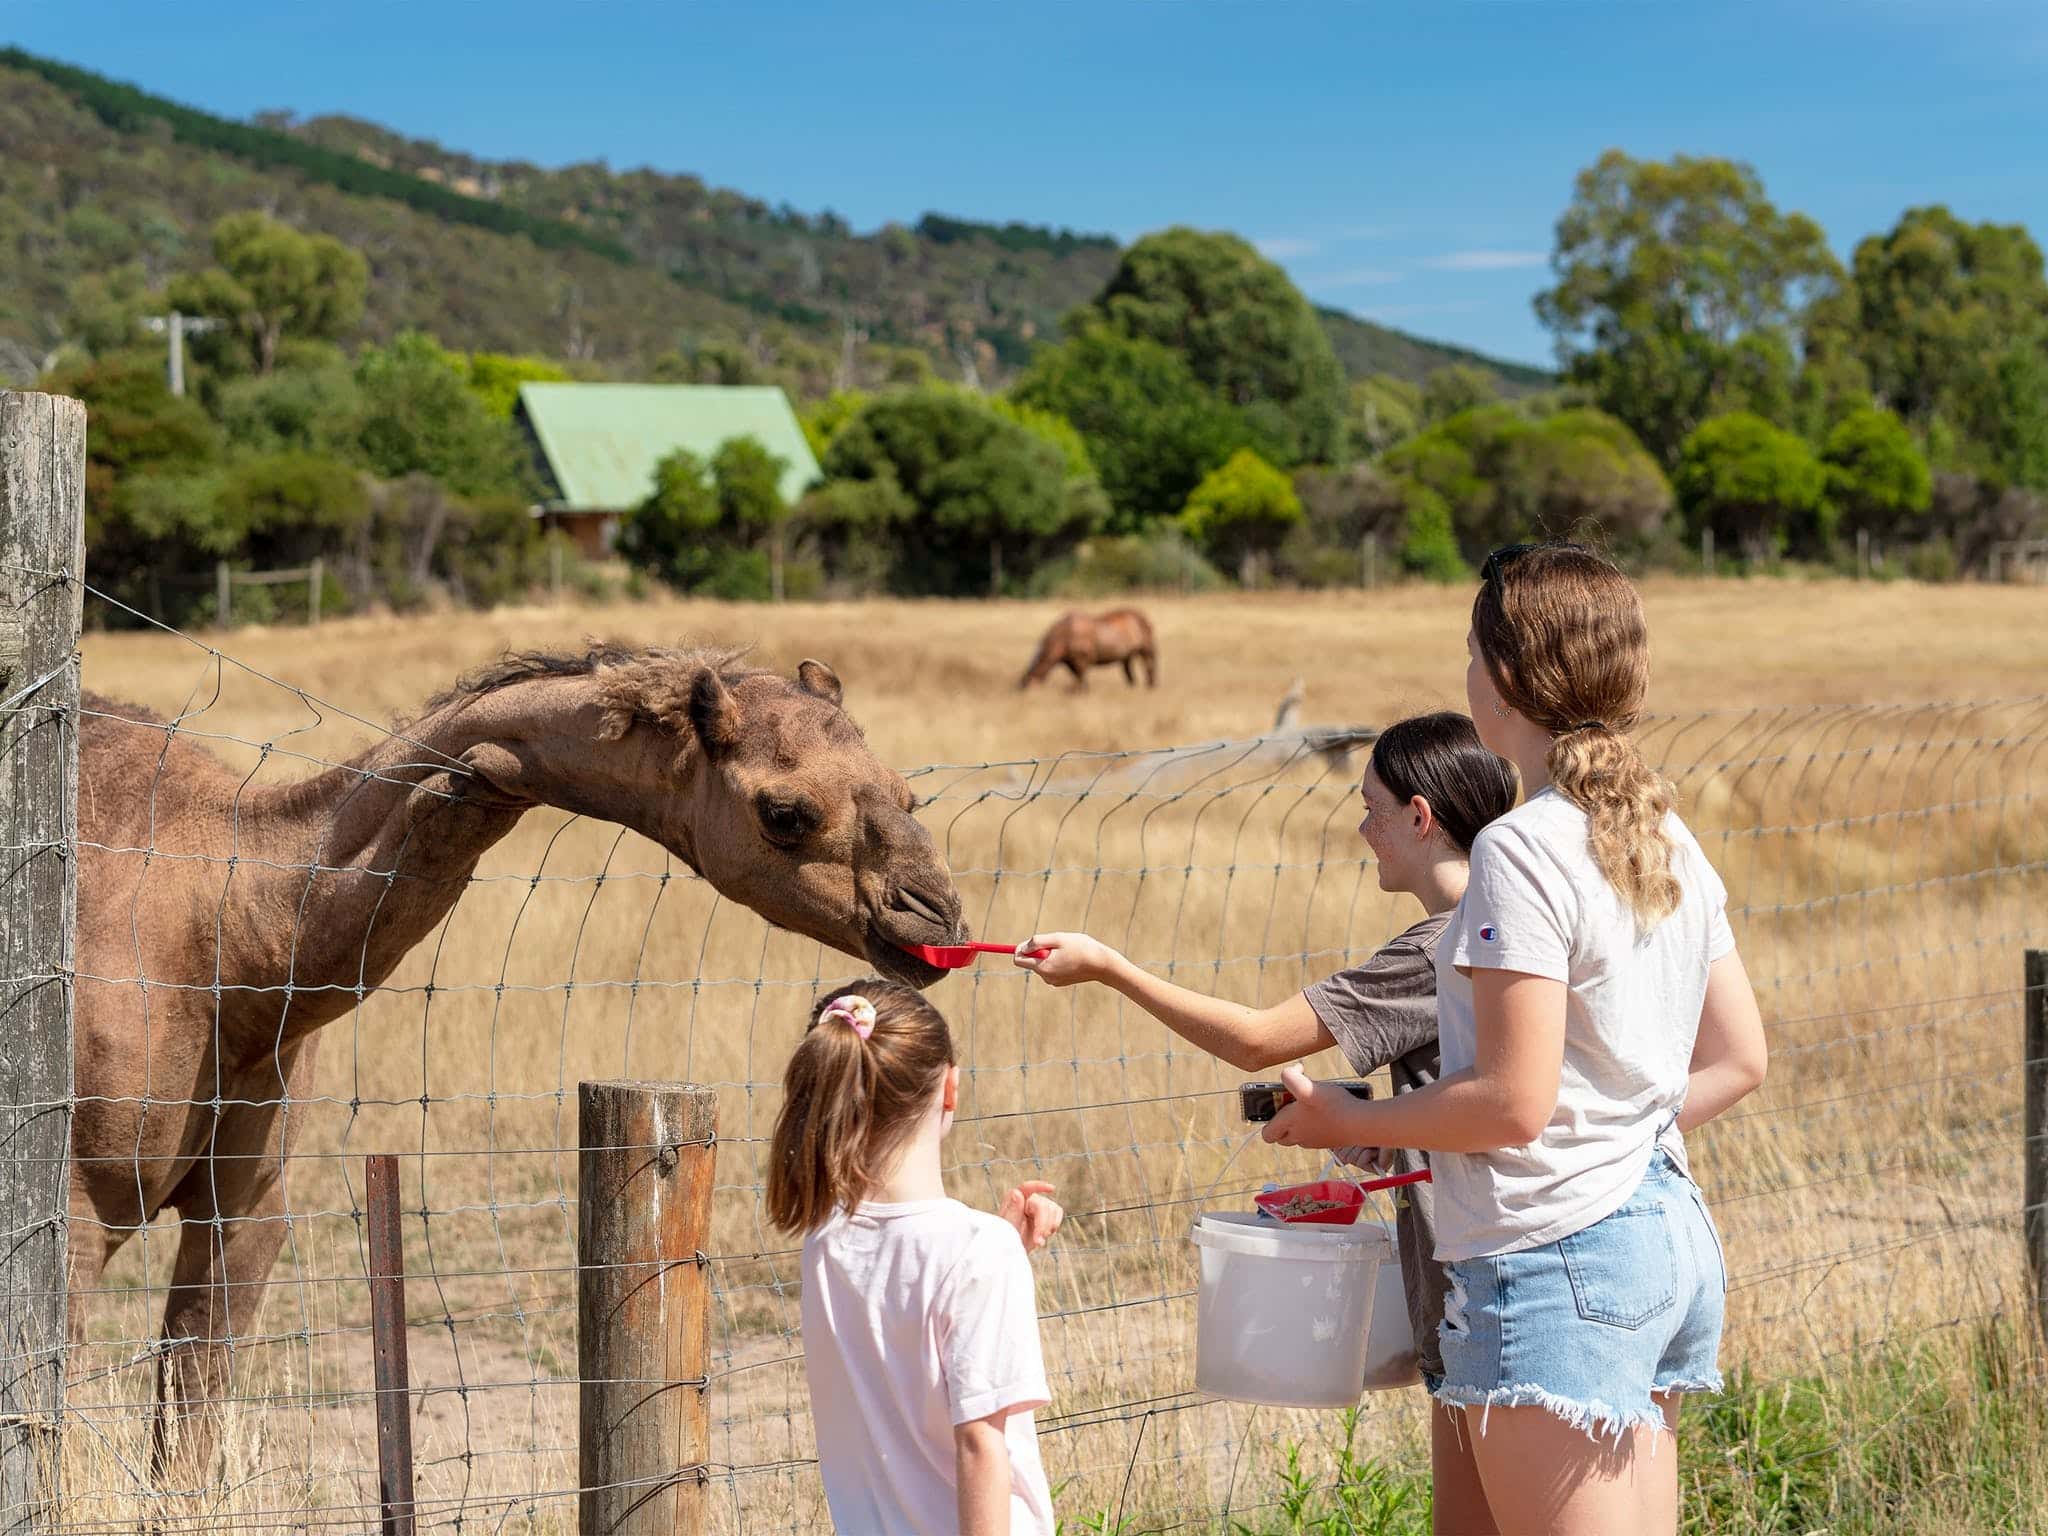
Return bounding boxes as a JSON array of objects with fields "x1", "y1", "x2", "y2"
[{"x1": 1431, "y1": 1152, "x2": 1726, "y2": 1443}]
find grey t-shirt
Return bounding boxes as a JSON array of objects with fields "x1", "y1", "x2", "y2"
[{"x1": 1302, "y1": 911, "x2": 1450, "y2": 1378}]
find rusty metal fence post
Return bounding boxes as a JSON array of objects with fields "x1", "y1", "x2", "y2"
[
  {"x1": 2026, "y1": 950, "x2": 2047, "y2": 1346},
  {"x1": 0, "y1": 390, "x2": 84, "y2": 1536},
  {"x1": 578, "y1": 1082, "x2": 717, "y2": 1536},
  {"x1": 365, "y1": 1155, "x2": 415, "y2": 1536}
]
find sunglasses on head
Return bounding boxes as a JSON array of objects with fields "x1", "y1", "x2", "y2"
[{"x1": 1481, "y1": 539, "x2": 1590, "y2": 589}]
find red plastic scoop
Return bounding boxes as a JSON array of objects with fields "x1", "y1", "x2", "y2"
[
  {"x1": 903, "y1": 941, "x2": 1049, "y2": 969},
  {"x1": 1253, "y1": 1168, "x2": 1432, "y2": 1226}
]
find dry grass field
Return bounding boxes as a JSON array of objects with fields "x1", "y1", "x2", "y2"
[{"x1": 51, "y1": 578, "x2": 2048, "y2": 1532}]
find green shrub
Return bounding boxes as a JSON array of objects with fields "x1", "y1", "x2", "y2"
[
  {"x1": 1029, "y1": 528, "x2": 1224, "y2": 596},
  {"x1": 1906, "y1": 537, "x2": 1960, "y2": 583},
  {"x1": 1398, "y1": 484, "x2": 1467, "y2": 582}
]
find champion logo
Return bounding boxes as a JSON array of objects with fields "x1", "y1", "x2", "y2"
[{"x1": 1478, "y1": 924, "x2": 1499, "y2": 942}]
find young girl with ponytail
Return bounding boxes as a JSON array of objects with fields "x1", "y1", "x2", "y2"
[
  {"x1": 768, "y1": 980, "x2": 1064, "y2": 1536},
  {"x1": 1263, "y1": 543, "x2": 1768, "y2": 1534}
]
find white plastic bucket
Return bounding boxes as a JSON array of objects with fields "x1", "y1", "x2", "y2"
[
  {"x1": 1190, "y1": 1211, "x2": 1389, "y2": 1407},
  {"x1": 1360, "y1": 1244, "x2": 1420, "y2": 1391}
]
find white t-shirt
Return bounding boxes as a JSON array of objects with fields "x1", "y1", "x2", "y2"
[
  {"x1": 800, "y1": 1198, "x2": 1055, "y2": 1536},
  {"x1": 1431, "y1": 788, "x2": 1736, "y2": 1261}
]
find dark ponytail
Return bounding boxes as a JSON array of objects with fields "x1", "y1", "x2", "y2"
[{"x1": 1369, "y1": 712, "x2": 1519, "y2": 853}]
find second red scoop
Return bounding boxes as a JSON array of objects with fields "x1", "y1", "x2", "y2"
[{"x1": 904, "y1": 941, "x2": 1049, "y2": 968}]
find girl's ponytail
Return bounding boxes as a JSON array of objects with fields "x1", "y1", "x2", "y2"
[
  {"x1": 1547, "y1": 723, "x2": 1681, "y2": 927},
  {"x1": 1474, "y1": 543, "x2": 1680, "y2": 930},
  {"x1": 766, "y1": 979, "x2": 955, "y2": 1233}
]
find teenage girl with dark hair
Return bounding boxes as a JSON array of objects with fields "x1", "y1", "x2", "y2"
[
  {"x1": 1018, "y1": 711, "x2": 1520, "y2": 1533},
  {"x1": 768, "y1": 979, "x2": 1064, "y2": 1536},
  {"x1": 1262, "y1": 544, "x2": 1769, "y2": 1534}
]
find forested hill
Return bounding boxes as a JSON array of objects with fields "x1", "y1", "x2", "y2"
[{"x1": 0, "y1": 48, "x2": 1548, "y2": 395}]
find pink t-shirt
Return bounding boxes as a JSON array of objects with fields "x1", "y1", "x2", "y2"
[{"x1": 801, "y1": 1198, "x2": 1054, "y2": 1535}]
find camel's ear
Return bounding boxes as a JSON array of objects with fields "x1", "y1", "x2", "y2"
[
  {"x1": 795, "y1": 658, "x2": 843, "y2": 707},
  {"x1": 688, "y1": 669, "x2": 741, "y2": 758}
]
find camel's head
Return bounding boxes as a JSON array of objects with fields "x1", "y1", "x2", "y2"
[{"x1": 448, "y1": 648, "x2": 967, "y2": 989}]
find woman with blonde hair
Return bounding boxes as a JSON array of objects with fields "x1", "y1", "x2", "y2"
[{"x1": 1264, "y1": 542, "x2": 1768, "y2": 1535}]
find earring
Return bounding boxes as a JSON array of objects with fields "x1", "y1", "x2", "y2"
[{"x1": 1491, "y1": 700, "x2": 1512, "y2": 719}]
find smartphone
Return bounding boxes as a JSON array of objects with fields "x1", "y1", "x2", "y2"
[{"x1": 1239, "y1": 1078, "x2": 1374, "y2": 1123}]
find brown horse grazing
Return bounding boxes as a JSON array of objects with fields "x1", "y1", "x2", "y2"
[{"x1": 1018, "y1": 608, "x2": 1159, "y2": 691}]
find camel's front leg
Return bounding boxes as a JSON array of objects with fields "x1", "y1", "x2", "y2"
[
  {"x1": 66, "y1": 1191, "x2": 112, "y2": 1352},
  {"x1": 149, "y1": 1180, "x2": 291, "y2": 1487},
  {"x1": 148, "y1": 1037, "x2": 317, "y2": 1487}
]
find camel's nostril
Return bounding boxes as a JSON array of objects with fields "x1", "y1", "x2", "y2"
[{"x1": 891, "y1": 885, "x2": 951, "y2": 929}]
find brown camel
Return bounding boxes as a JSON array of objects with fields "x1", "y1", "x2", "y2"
[
  {"x1": 73, "y1": 645, "x2": 966, "y2": 1480},
  {"x1": 1017, "y1": 607, "x2": 1158, "y2": 691}
]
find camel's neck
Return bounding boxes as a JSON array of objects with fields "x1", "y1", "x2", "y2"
[{"x1": 224, "y1": 679, "x2": 694, "y2": 1045}]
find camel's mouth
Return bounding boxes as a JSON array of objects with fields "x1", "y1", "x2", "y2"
[
  {"x1": 865, "y1": 929, "x2": 951, "y2": 989},
  {"x1": 861, "y1": 876, "x2": 966, "y2": 990}
]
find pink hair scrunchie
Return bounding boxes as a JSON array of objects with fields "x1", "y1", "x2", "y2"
[{"x1": 820, "y1": 993, "x2": 877, "y2": 1040}]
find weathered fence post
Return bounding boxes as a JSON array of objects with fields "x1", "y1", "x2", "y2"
[
  {"x1": 365, "y1": 1155, "x2": 414, "y2": 1536},
  {"x1": 308, "y1": 557, "x2": 324, "y2": 628},
  {"x1": 0, "y1": 390, "x2": 85, "y2": 1535},
  {"x1": 2026, "y1": 950, "x2": 2047, "y2": 1346},
  {"x1": 578, "y1": 1082, "x2": 717, "y2": 1536},
  {"x1": 215, "y1": 560, "x2": 231, "y2": 629}
]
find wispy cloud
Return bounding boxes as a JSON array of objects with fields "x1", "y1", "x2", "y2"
[
  {"x1": 1303, "y1": 268, "x2": 1403, "y2": 289},
  {"x1": 1334, "y1": 223, "x2": 1407, "y2": 242},
  {"x1": 1427, "y1": 250, "x2": 1548, "y2": 272},
  {"x1": 1257, "y1": 224, "x2": 1405, "y2": 259},
  {"x1": 1254, "y1": 236, "x2": 1320, "y2": 260}
]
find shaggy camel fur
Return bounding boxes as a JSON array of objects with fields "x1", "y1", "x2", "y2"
[
  {"x1": 73, "y1": 646, "x2": 965, "y2": 1480},
  {"x1": 1017, "y1": 607, "x2": 1158, "y2": 690}
]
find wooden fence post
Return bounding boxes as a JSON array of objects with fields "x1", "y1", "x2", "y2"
[
  {"x1": 365, "y1": 1155, "x2": 414, "y2": 1536},
  {"x1": 0, "y1": 391, "x2": 85, "y2": 1535},
  {"x1": 215, "y1": 561, "x2": 231, "y2": 629},
  {"x1": 578, "y1": 1082, "x2": 717, "y2": 1536},
  {"x1": 308, "y1": 557, "x2": 324, "y2": 628},
  {"x1": 2026, "y1": 950, "x2": 2047, "y2": 1346}
]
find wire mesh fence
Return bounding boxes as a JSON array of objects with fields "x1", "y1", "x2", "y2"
[{"x1": 8, "y1": 582, "x2": 2048, "y2": 1530}]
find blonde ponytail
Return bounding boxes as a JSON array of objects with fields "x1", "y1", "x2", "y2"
[
  {"x1": 1473, "y1": 543, "x2": 1682, "y2": 931},
  {"x1": 1546, "y1": 725, "x2": 1681, "y2": 927}
]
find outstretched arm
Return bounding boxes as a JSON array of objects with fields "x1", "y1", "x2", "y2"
[
  {"x1": 1016, "y1": 932, "x2": 1332, "y2": 1072},
  {"x1": 1677, "y1": 949, "x2": 1767, "y2": 1133}
]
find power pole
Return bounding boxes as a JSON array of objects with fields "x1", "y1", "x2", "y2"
[{"x1": 140, "y1": 312, "x2": 224, "y2": 398}]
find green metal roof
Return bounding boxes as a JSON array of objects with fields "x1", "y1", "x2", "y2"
[{"x1": 516, "y1": 382, "x2": 822, "y2": 512}]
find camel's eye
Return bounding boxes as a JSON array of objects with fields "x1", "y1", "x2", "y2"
[{"x1": 757, "y1": 795, "x2": 815, "y2": 847}]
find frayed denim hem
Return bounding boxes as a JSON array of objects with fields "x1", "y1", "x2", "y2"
[
  {"x1": 1429, "y1": 1381, "x2": 1672, "y2": 1451},
  {"x1": 1654, "y1": 1371, "x2": 1725, "y2": 1397}
]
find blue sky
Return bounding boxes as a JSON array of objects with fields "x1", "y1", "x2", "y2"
[{"x1": 8, "y1": 1, "x2": 2046, "y2": 367}]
